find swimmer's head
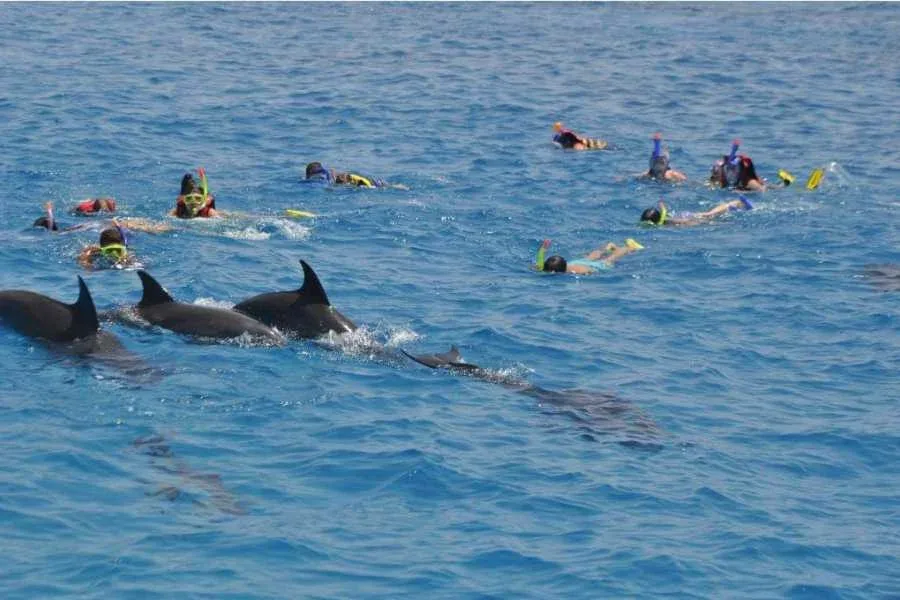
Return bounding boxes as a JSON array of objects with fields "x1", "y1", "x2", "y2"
[
  {"x1": 649, "y1": 153, "x2": 670, "y2": 179},
  {"x1": 305, "y1": 162, "x2": 331, "y2": 181},
  {"x1": 641, "y1": 207, "x2": 662, "y2": 224},
  {"x1": 553, "y1": 122, "x2": 564, "y2": 133},
  {"x1": 33, "y1": 216, "x2": 59, "y2": 231},
  {"x1": 543, "y1": 255, "x2": 567, "y2": 273},
  {"x1": 180, "y1": 173, "x2": 197, "y2": 195},
  {"x1": 99, "y1": 226, "x2": 125, "y2": 247}
]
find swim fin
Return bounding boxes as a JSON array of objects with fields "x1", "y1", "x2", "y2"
[
  {"x1": 738, "y1": 195, "x2": 754, "y2": 210},
  {"x1": 625, "y1": 238, "x2": 644, "y2": 251},
  {"x1": 806, "y1": 168, "x2": 824, "y2": 190},
  {"x1": 777, "y1": 169, "x2": 795, "y2": 186}
]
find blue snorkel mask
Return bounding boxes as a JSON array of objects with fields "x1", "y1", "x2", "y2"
[{"x1": 306, "y1": 164, "x2": 332, "y2": 183}]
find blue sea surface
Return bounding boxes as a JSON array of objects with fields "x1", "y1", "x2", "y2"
[{"x1": 1, "y1": 3, "x2": 898, "y2": 598}]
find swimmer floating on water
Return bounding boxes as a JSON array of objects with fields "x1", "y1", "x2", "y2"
[
  {"x1": 304, "y1": 162, "x2": 407, "y2": 190},
  {"x1": 172, "y1": 168, "x2": 218, "y2": 218},
  {"x1": 73, "y1": 197, "x2": 117, "y2": 216},
  {"x1": 34, "y1": 202, "x2": 171, "y2": 233},
  {"x1": 638, "y1": 133, "x2": 687, "y2": 183},
  {"x1": 77, "y1": 221, "x2": 137, "y2": 270},
  {"x1": 708, "y1": 139, "x2": 787, "y2": 192},
  {"x1": 536, "y1": 238, "x2": 644, "y2": 275},
  {"x1": 640, "y1": 196, "x2": 753, "y2": 227},
  {"x1": 552, "y1": 122, "x2": 608, "y2": 151}
]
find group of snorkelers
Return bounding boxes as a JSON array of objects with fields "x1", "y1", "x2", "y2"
[
  {"x1": 32, "y1": 159, "x2": 403, "y2": 270},
  {"x1": 538, "y1": 125, "x2": 799, "y2": 275},
  {"x1": 32, "y1": 126, "x2": 816, "y2": 276}
]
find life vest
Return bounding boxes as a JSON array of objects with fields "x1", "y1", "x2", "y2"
[{"x1": 76, "y1": 198, "x2": 116, "y2": 214}]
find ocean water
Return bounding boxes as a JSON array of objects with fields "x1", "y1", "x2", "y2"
[{"x1": 1, "y1": 3, "x2": 898, "y2": 598}]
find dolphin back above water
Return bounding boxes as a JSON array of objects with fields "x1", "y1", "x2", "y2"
[
  {"x1": 0, "y1": 276, "x2": 99, "y2": 342},
  {"x1": 136, "y1": 270, "x2": 283, "y2": 344},
  {"x1": 233, "y1": 260, "x2": 356, "y2": 339}
]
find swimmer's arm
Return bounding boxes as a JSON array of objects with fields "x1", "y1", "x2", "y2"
[
  {"x1": 666, "y1": 170, "x2": 688, "y2": 182},
  {"x1": 567, "y1": 263, "x2": 594, "y2": 275},
  {"x1": 744, "y1": 179, "x2": 766, "y2": 192},
  {"x1": 77, "y1": 246, "x2": 99, "y2": 269}
]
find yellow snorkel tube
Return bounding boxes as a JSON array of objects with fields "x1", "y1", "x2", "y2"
[
  {"x1": 535, "y1": 239, "x2": 550, "y2": 271},
  {"x1": 657, "y1": 201, "x2": 668, "y2": 226}
]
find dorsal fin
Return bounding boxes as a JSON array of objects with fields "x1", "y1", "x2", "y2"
[
  {"x1": 67, "y1": 276, "x2": 100, "y2": 339},
  {"x1": 297, "y1": 260, "x2": 330, "y2": 306},
  {"x1": 137, "y1": 270, "x2": 174, "y2": 307},
  {"x1": 436, "y1": 345, "x2": 462, "y2": 364}
]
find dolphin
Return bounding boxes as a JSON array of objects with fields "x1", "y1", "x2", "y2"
[
  {"x1": 135, "y1": 270, "x2": 283, "y2": 344},
  {"x1": 0, "y1": 276, "x2": 100, "y2": 342},
  {"x1": 0, "y1": 276, "x2": 152, "y2": 375},
  {"x1": 863, "y1": 264, "x2": 900, "y2": 292},
  {"x1": 402, "y1": 345, "x2": 660, "y2": 445},
  {"x1": 233, "y1": 260, "x2": 356, "y2": 339}
]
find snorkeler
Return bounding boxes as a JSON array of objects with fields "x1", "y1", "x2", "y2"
[
  {"x1": 304, "y1": 162, "x2": 406, "y2": 189},
  {"x1": 77, "y1": 222, "x2": 135, "y2": 269},
  {"x1": 32, "y1": 202, "x2": 83, "y2": 232},
  {"x1": 639, "y1": 133, "x2": 687, "y2": 182},
  {"x1": 536, "y1": 238, "x2": 644, "y2": 275},
  {"x1": 708, "y1": 139, "x2": 767, "y2": 191},
  {"x1": 73, "y1": 197, "x2": 117, "y2": 215},
  {"x1": 552, "y1": 122, "x2": 608, "y2": 151},
  {"x1": 640, "y1": 196, "x2": 753, "y2": 227},
  {"x1": 172, "y1": 168, "x2": 218, "y2": 218}
]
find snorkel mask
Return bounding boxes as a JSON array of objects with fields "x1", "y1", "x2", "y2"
[
  {"x1": 183, "y1": 192, "x2": 207, "y2": 216},
  {"x1": 306, "y1": 163, "x2": 333, "y2": 183},
  {"x1": 100, "y1": 222, "x2": 129, "y2": 260},
  {"x1": 100, "y1": 243, "x2": 128, "y2": 260},
  {"x1": 649, "y1": 134, "x2": 670, "y2": 178}
]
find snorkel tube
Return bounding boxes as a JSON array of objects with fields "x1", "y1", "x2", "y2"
[
  {"x1": 45, "y1": 202, "x2": 55, "y2": 232},
  {"x1": 535, "y1": 239, "x2": 550, "y2": 271},
  {"x1": 657, "y1": 201, "x2": 668, "y2": 225},
  {"x1": 652, "y1": 133, "x2": 663, "y2": 160},
  {"x1": 113, "y1": 220, "x2": 129, "y2": 247},
  {"x1": 198, "y1": 167, "x2": 209, "y2": 199},
  {"x1": 728, "y1": 139, "x2": 741, "y2": 164}
]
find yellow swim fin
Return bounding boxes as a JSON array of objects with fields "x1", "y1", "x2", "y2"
[
  {"x1": 778, "y1": 169, "x2": 795, "y2": 186},
  {"x1": 625, "y1": 238, "x2": 644, "y2": 251},
  {"x1": 806, "y1": 168, "x2": 824, "y2": 190},
  {"x1": 285, "y1": 209, "x2": 316, "y2": 218}
]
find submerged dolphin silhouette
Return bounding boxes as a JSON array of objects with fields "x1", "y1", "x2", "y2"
[
  {"x1": 135, "y1": 271, "x2": 283, "y2": 344},
  {"x1": 863, "y1": 264, "x2": 900, "y2": 292},
  {"x1": 402, "y1": 345, "x2": 660, "y2": 445},
  {"x1": 233, "y1": 260, "x2": 356, "y2": 339}
]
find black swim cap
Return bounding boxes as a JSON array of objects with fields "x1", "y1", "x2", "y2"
[
  {"x1": 180, "y1": 173, "x2": 196, "y2": 195},
  {"x1": 99, "y1": 227, "x2": 124, "y2": 247},
  {"x1": 33, "y1": 216, "x2": 58, "y2": 231},
  {"x1": 543, "y1": 255, "x2": 567, "y2": 273},
  {"x1": 641, "y1": 208, "x2": 661, "y2": 224}
]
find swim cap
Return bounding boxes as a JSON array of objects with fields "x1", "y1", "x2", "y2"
[
  {"x1": 180, "y1": 173, "x2": 196, "y2": 195},
  {"x1": 640, "y1": 208, "x2": 661, "y2": 224},
  {"x1": 543, "y1": 255, "x2": 567, "y2": 273},
  {"x1": 33, "y1": 216, "x2": 59, "y2": 231}
]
